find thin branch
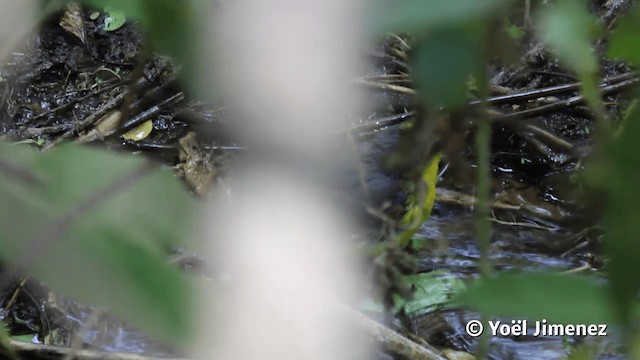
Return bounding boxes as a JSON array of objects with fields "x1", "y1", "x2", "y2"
[
  {"x1": 520, "y1": 123, "x2": 575, "y2": 152},
  {"x1": 436, "y1": 188, "x2": 569, "y2": 224},
  {"x1": 490, "y1": 216, "x2": 557, "y2": 231},
  {"x1": 470, "y1": 72, "x2": 637, "y2": 107},
  {"x1": 351, "y1": 310, "x2": 448, "y2": 360},
  {"x1": 348, "y1": 111, "x2": 416, "y2": 134},
  {"x1": 43, "y1": 90, "x2": 128, "y2": 151},
  {"x1": 8, "y1": 339, "x2": 190, "y2": 360},
  {"x1": 491, "y1": 76, "x2": 640, "y2": 122},
  {"x1": 29, "y1": 80, "x2": 128, "y2": 123},
  {"x1": 353, "y1": 78, "x2": 417, "y2": 96},
  {"x1": 353, "y1": 74, "x2": 640, "y2": 135},
  {"x1": 107, "y1": 92, "x2": 185, "y2": 140}
]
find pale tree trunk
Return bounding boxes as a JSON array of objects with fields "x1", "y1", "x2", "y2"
[{"x1": 195, "y1": 0, "x2": 371, "y2": 359}]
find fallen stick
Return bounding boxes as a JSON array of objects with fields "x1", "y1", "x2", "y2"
[
  {"x1": 8, "y1": 339, "x2": 190, "y2": 360},
  {"x1": 351, "y1": 309, "x2": 449, "y2": 360}
]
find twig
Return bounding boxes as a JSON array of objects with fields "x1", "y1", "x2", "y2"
[
  {"x1": 352, "y1": 310, "x2": 448, "y2": 360},
  {"x1": 387, "y1": 33, "x2": 411, "y2": 51},
  {"x1": 520, "y1": 124, "x2": 574, "y2": 152},
  {"x1": 436, "y1": 188, "x2": 517, "y2": 211},
  {"x1": 348, "y1": 111, "x2": 416, "y2": 134},
  {"x1": 563, "y1": 263, "x2": 593, "y2": 274},
  {"x1": 365, "y1": 49, "x2": 409, "y2": 70},
  {"x1": 437, "y1": 188, "x2": 570, "y2": 223},
  {"x1": 21, "y1": 123, "x2": 74, "y2": 138},
  {"x1": 8, "y1": 339, "x2": 190, "y2": 360},
  {"x1": 353, "y1": 78, "x2": 417, "y2": 96},
  {"x1": 2, "y1": 277, "x2": 28, "y2": 312},
  {"x1": 64, "y1": 308, "x2": 105, "y2": 360},
  {"x1": 6, "y1": 305, "x2": 449, "y2": 360},
  {"x1": 117, "y1": 48, "x2": 152, "y2": 128},
  {"x1": 474, "y1": 69, "x2": 492, "y2": 281},
  {"x1": 351, "y1": 74, "x2": 640, "y2": 135},
  {"x1": 360, "y1": 74, "x2": 411, "y2": 84},
  {"x1": 43, "y1": 91, "x2": 128, "y2": 151},
  {"x1": 490, "y1": 216, "x2": 557, "y2": 231},
  {"x1": 491, "y1": 76, "x2": 640, "y2": 122},
  {"x1": 560, "y1": 227, "x2": 597, "y2": 258},
  {"x1": 29, "y1": 80, "x2": 127, "y2": 123},
  {"x1": 470, "y1": 72, "x2": 637, "y2": 107},
  {"x1": 561, "y1": 241, "x2": 590, "y2": 258},
  {"x1": 107, "y1": 92, "x2": 185, "y2": 140}
]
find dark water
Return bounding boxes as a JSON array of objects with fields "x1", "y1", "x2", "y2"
[{"x1": 409, "y1": 203, "x2": 620, "y2": 360}]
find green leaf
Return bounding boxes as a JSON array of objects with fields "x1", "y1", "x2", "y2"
[
  {"x1": 369, "y1": 0, "x2": 511, "y2": 37},
  {"x1": 0, "y1": 321, "x2": 20, "y2": 359},
  {"x1": 75, "y1": 0, "x2": 144, "y2": 20},
  {"x1": 9, "y1": 335, "x2": 36, "y2": 343},
  {"x1": 104, "y1": 8, "x2": 126, "y2": 31},
  {"x1": 139, "y1": 0, "x2": 204, "y2": 94},
  {"x1": 410, "y1": 27, "x2": 482, "y2": 108},
  {"x1": 603, "y1": 101, "x2": 640, "y2": 329},
  {"x1": 537, "y1": 0, "x2": 605, "y2": 121},
  {"x1": 608, "y1": 9, "x2": 640, "y2": 66},
  {"x1": 455, "y1": 272, "x2": 615, "y2": 325},
  {"x1": 536, "y1": 0, "x2": 600, "y2": 77},
  {"x1": 0, "y1": 142, "x2": 199, "y2": 346},
  {"x1": 43, "y1": 226, "x2": 194, "y2": 343},
  {"x1": 403, "y1": 270, "x2": 466, "y2": 316},
  {"x1": 505, "y1": 23, "x2": 524, "y2": 40},
  {"x1": 0, "y1": 322, "x2": 13, "y2": 345}
]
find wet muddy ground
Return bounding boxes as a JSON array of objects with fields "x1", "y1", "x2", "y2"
[{"x1": 0, "y1": 2, "x2": 635, "y2": 360}]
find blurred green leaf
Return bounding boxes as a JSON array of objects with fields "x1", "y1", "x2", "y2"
[
  {"x1": 0, "y1": 321, "x2": 20, "y2": 359},
  {"x1": 456, "y1": 272, "x2": 615, "y2": 325},
  {"x1": 40, "y1": 0, "x2": 143, "y2": 18},
  {"x1": 0, "y1": 322, "x2": 15, "y2": 347},
  {"x1": 537, "y1": 0, "x2": 600, "y2": 77},
  {"x1": 0, "y1": 142, "x2": 198, "y2": 346},
  {"x1": 609, "y1": 9, "x2": 640, "y2": 66},
  {"x1": 403, "y1": 270, "x2": 466, "y2": 316},
  {"x1": 604, "y1": 100, "x2": 640, "y2": 329},
  {"x1": 74, "y1": 0, "x2": 144, "y2": 19},
  {"x1": 505, "y1": 22, "x2": 524, "y2": 40},
  {"x1": 138, "y1": 0, "x2": 203, "y2": 94},
  {"x1": 369, "y1": 0, "x2": 511, "y2": 37},
  {"x1": 537, "y1": 0, "x2": 605, "y2": 121},
  {"x1": 567, "y1": 345, "x2": 599, "y2": 360},
  {"x1": 410, "y1": 27, "x2": 482, "y2": 108},
  {"x1": 9, "y1": 335, "x2": 36, "y2": 343}
]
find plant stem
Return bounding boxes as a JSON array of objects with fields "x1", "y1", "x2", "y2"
[
  {"x1": 475, "y1": 114, "x2": 492, "y2": 278},
  {"x1": 475, "y1": 66, "x2": 492, "y2": 279},
  {"x1": 474, "y1": 30, "x2": 493, "y2": 360}
]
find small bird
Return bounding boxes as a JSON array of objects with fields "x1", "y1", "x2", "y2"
[{"x1": 339, "y1": 116, "x2": 441, "y2": 238}]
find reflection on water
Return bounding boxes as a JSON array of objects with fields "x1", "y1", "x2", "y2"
[{"x1": 411, "y1": 203, "x2": 617, "y2": 360}]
